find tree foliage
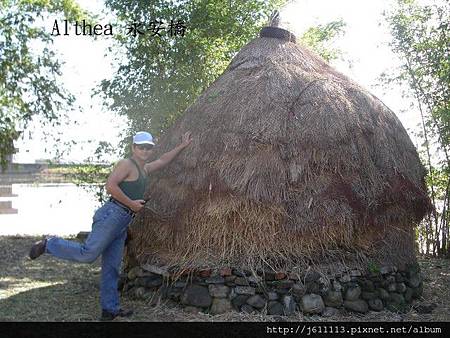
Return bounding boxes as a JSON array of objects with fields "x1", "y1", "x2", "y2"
[
  {"x1": 300, "y1": 19, "x2": 346, "y2": 63},
  {"x1": 383, "y1": 0, "x2": 450, "y2": 257},
  {"x1": 0, "y1": 0, "x2": 88, "y2": 169}
]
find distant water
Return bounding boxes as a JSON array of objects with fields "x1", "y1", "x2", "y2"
[{"x1": 0, "y1": 183, "x2": 101, "y2": 236}]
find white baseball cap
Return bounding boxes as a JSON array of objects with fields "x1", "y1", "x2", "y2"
[{"x1": 133, "y1": 131, "x2": 155, "y2": 145}]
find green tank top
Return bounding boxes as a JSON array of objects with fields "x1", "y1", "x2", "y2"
[{"x1": 118, "y1": 158, "x2": 149, "y2": 200}]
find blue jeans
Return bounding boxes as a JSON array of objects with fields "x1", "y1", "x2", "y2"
[{"x1": 46, "y1": 201, "x2": 133, "y2": 314}]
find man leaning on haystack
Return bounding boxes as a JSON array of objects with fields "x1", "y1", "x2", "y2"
[{"x1": 28, "y1": 131, "x2": 192, "y2": 321}]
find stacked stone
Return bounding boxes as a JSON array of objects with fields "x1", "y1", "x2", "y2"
[{"x1": 121, "y1": 263, "x2": 424, "y2": 316}]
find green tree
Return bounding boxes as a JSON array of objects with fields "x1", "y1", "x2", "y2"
[
  {"x1": 300, "y1": 19, "x2": 346, "y2": 63},
  {"x1": 383, "y1": 0, "x2": 450, "y2": 257},
  {"x1": 0, "y1": 0, "x2": 88, "y2": 169}
]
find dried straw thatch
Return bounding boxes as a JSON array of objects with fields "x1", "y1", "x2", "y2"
[{"x1": 126, "y1": 27, "x2": 430, "y2": 274}]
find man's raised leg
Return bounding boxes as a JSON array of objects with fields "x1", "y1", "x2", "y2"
[{"x1": 39, "y1": 203, "x2": 123, "y2": 263}]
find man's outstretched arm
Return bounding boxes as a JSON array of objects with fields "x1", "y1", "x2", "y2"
[{"x1": 144, "y1": 132, "x2": 192, "y2": 174}]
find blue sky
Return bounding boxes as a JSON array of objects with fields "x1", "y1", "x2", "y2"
[{"x1": 13, "y1": 0, "x2": 420, "y2": 163}]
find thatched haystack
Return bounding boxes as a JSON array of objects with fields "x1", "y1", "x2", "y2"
[{"x1": 126, "y1": 27, "x2": 430, "y2": 274}]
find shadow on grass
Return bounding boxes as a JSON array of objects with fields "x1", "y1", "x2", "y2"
[
  {"x1": 0, "y1": 281, "x2": 100, "y2": 321},
  {"x1": 0, "y1": 235, "x2": 102, "y2": 321}
]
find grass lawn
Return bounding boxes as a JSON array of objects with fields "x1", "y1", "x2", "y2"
[{"x1": 1, "y1": 236, "x2": 449, "y2": 322}]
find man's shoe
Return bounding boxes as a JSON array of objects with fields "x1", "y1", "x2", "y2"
[
  {"x1": 100, "y1": 308, "x2": 133, "y2": 321},
  {"x1": 100, "y1": 310, "x2": 116, "y2": 321},
  {"x1": 29, "y1": 239, "x2": 47, "y2": 260},
  {"x1": 117, "y1": 308, "x2": 133, "y2": 317}
]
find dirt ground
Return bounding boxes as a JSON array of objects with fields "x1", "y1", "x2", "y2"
[{"x1": 0, "y1": 235, "x2": 449, "y2": 322}]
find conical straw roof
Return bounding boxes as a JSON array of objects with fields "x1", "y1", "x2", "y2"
[{"x1": 127, "y1": 27, "x2": 430, "y2": 273}]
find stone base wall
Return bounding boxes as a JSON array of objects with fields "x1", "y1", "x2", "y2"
[{"x1": 121, "y1": 264, "x2": 423, "y2": 316}]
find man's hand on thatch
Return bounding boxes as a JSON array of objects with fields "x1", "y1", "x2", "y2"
[
  {"x1": 144, "y1": 132, "x2": 193, "y2": 174},
  {"x1": 181, "y1": 131, "x2": 192, "y2": 148}
]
